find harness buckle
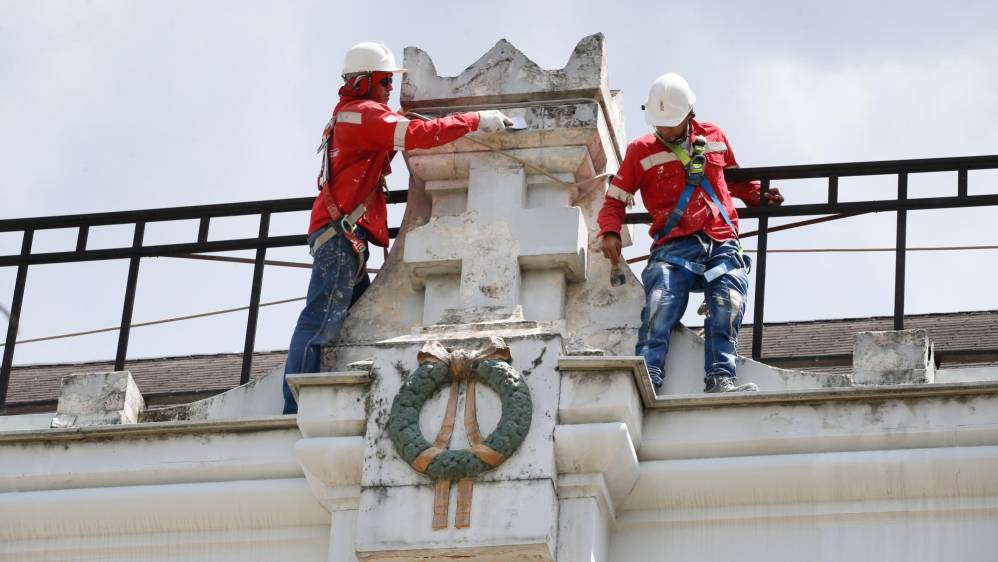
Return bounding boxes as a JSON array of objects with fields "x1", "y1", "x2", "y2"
[
  {"x1": 338, "y1": 215, "x2": 357, "y2": 234},
  {"x1": 687, "y1": 137, "x2": 708, "y2": 179}
]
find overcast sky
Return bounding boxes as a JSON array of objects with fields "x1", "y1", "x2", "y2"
[{"x1": 2, "y1": 0, "x2": 997, "y2": 365}]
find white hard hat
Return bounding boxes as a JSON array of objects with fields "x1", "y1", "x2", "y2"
[
  {"x1": 342, "y1": 41, "x2": 405, "y2": 75},
  {"x1": 643, "y1": 73, "x2": 696, "y2": 127}
]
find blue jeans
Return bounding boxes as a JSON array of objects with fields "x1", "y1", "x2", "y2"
[
  {"x1": 636, "y1": 233, "x2": 749, "y2": 388},
  {"x1": 282, "y1": 225, "x2": 370, "y2": 414}
]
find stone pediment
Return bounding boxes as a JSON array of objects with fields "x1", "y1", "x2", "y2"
[{"x1": 401, "y1": 33, "x2": 609, "y2": 109}]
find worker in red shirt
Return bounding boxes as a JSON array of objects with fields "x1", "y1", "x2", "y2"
[
  {"x1": 282, "y1": 41, "x2": 511, "y2": 414},
  {"x1": 598, "y1": 73, "x2": 783, "y2": 394}
]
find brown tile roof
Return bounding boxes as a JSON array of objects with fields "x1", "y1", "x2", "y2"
[
  {"x1": 4, "y1": 310, "x2": 997, "y2": 412},
  {"x1": 3, "y1": 351, "x2": 286, "y2": 411},
  {"x1": 737, "y1": 309, "x2": 998, "y2": 359}
]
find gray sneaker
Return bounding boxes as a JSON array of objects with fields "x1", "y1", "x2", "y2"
[{"x1": 704, "y1": 376, "x2": 758, "y2": 393}]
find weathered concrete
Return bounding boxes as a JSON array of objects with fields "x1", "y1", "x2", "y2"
[
  {"x1": 335, "y1": 35, "x2": 636, "y2": 357},
  {"x1": 854, "y1": 329, "x2": 935, "y2": 385},
  {"x1": 141, "y1": 363, "x2": 286, "y2": 423},
  {"x1": 357, "y1": 336, "x2": 558, "y2": 489},
  {"x1": 7, "y1": 34, "x2": 998, "y2": 562},
  {"x1": 403, "y1": 157, "x2": 587, "y2": 324},
  {"x1": 50, "y1": 371, "x2": 144, "y2": 428},
  {"x1": 355, "y1": 480, "x2": 558, "y2": 561},
  {"x1": 288, "y1": 371, "x2": 370, "y2": 439}
]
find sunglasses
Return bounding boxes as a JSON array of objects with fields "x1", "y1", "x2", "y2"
[{"x1": 378, "y1": 76, "x2": 393, "y2": 87}]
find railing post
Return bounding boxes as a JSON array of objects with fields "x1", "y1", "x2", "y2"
[
  {"x1": 115, "y1": 222, "x2": 145, "y2": 371},
  {"x1": 197, "y1": 217, "x2": 210, "y2": 244},
  {"x1": 1, "y1": 229, "x2": 34, "y2": 407},
  {"x1": 241, "y1": 213, "x2": 270, "y2": 385},
  {"x1": 894, "y1": 173, "x2": 908, "y2": 330},
  {"x1": 751, "y1": 179, "x2": 770, "y2": 360},
  {"x1": 75, "y1": 225, "x2": 89, "y2": 252}
]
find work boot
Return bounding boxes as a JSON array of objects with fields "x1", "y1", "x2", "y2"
[
  {"x1": 704, "y1": 376, "x2": 758, "y2": 393},
  {"x1": 651, "y1": 379, "x2": 663, "y2": 395}
]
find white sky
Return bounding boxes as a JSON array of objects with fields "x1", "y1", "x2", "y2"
[{"x1": 2, "y1": 0, "x2": 997, "y2": 365}]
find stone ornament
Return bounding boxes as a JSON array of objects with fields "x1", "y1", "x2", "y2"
[{"x1": 388, "y1": 336, "x2": 532, "y2": 529}]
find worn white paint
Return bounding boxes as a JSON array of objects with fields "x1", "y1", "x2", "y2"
[
  {"x1": 142, "y1": 365, "x2": 286, "y2": 422},
  {"x1": 854, "y1": 328, "x2": 935, "y2": 384},
  {"x1": 358, "y1": 336, "x2": 559, "y2": 488},
  {"x1": 51, "y1": 370, "x2": 144, "y2": 427},
  {"x1": 356, "y1": 480, "x2": 558, "y2": 561},
  {"x1": 288, "y1": 371, "x2": 369, "y2": 439},
  {"x1": 557, "y1": 495, "x2": 610, "y2": 562},
  {"x1": 5, "y1": 34, "x2": 998, "y2": 562},
  {"x1": 403, "y1": 157, "x2": 587, "y2": 324}
]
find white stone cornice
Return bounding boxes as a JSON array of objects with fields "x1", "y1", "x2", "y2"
[
  {"x1": 640, "y1": 389, "x2": 998, "y2": 462},
  {"x1": 0, "y1": 478, "x2": 328, "y2": 542},
  {"x1": 558, "y1": 355, "x2": 998, "y2": 411},
  {"x1": 620, "y1": 444, "x2": 998, "y2": 513},
  {"x1": 295, "y1": 436, "x2": 364, "y2": 513},
  {"x1": 285, "y1": 371, "x2": 371, "y2": 400},
  {"x1": 0, "y1": 415, "x2": 297, "y2": 444},
  {"x1": 557, "y1": 473, "x2": 614, "y2": 523},
  {"x1": 558, "y1": 356, "x2": 656, "y2": 407},
  {"x1": 406, "y1": 145, "x2": 593, "y2": 182},
  {"x1": 554, "y1": 422, "x2": 639, "y2": 519},
  {"x1": 288, "y1": 371, "x2": 370, "y2": 439},
  {"x1": 557, "y1": 355, "x2": 645, "y2": 448},
  {"x1": 0, "y1": 421, "x2": 302, "y2": 494}
]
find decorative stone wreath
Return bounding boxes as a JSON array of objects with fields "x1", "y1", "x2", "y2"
[{"x1": 388, "y1": 339, "x2": 533, "y2": 482}]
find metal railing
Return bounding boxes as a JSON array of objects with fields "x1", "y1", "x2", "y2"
[
  {"x1": 2, "y1": 154, "x2": 998, "y2": 407},
  {"x1": 627, "y1": 154, "x2": 998, "y2": 360},
  {"x1": 0, "y1": 192, "x2": 407, "y2": 406}
]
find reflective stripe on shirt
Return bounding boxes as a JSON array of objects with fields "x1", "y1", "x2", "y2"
[
  {"x1": 393, "y1": 118, "x2": 411, "y2": 151},
  {"x1": 639, "y1": 151, "x2": 679, "y2": 171},
  {"x1": 606, "y1": 185, "x2": 635, "y2": 205},
  {"x1": 337, "y1": 111, "x2": 362, "y2": 124}
]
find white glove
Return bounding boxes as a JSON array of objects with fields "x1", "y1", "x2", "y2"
[{"x1": 477, "y1": 110, "x2": 512, "y2": 133}]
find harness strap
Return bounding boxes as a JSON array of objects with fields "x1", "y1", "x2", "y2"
[
  {"x1": 653, "y1": 134, "x2": 738, "y2": 241},
  {"x1": 312, "y1": 107, "x2": 385, "y2": 259},
  {"x1": 657, "y1": 251, "x2": 745, "y2": 292}
]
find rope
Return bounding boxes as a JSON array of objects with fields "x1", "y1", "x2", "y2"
[
  {"x1": 168, "y1": 253, "x2": 381, "y2": 274},
  {"x1": 746, "y1": 245, "x2": 998, "y2": 254},
  {"x1": 171, "y1": 254, "x2": 311, "y2": 269},
  {"x1": 0, "y1": 296, "x2": 305, "y2": 347},
  {"x1": 625, "y1": 243, "x2": 998, "y2": 264}
]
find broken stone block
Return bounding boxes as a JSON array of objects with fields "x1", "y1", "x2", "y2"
[
  {"x1": 852, "y1": 330, "x2": 935, "y2": 385},
  {"x1": 51, "y1": 371, "x2": 145, "y2": 428}
]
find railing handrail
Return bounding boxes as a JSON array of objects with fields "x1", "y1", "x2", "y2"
[
  {"x1": 3, "y1": 152, "x2": 998, "y2": 408},
  {"x1": 4, "y1": 154, "x2": 995, "y2": 233},
  {"x1": 725, "y1": 154, "x2": 998, "y2": 181}
]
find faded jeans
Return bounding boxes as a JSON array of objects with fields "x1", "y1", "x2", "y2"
[
  {"x1": 636, "y1": 233, "x2": 749, "y2": 388},
  {"x1": 282, "y1": 224, "x2": 370, "y2": 414}
]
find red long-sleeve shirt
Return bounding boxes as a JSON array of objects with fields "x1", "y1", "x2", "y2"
[
  {"x1": 310, "y1": 98, "x2": 480, "y2": 246},
  {"x1": 597, "y1": 119, "x2": 762, "y2": 247}
]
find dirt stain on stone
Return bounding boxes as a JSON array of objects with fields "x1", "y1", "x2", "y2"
[{"x1": 521, "y1": 347, "x2": 547, "y2": 377}]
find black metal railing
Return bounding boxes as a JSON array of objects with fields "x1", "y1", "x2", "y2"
[
  {"x1": 2, "y1": 154, "x2": 998, "y2": 407},
  {"x1": 626, "y1": 154, "x2": 998, "y2": 360},
  {"x1": 0, "y1": 192, "x2": 407, "y2": 407}
]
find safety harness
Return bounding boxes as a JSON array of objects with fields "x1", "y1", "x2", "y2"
[
  {"x1": 651, "y1": 133, "x2": 749, "y2": 292},
  {"x1": 311, "y1": 112, "x2": 383, "y2": 266}
]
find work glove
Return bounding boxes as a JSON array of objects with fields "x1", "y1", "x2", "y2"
[{"x1": 477, "y1": 110, "x2": 513, "y2": 133}]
